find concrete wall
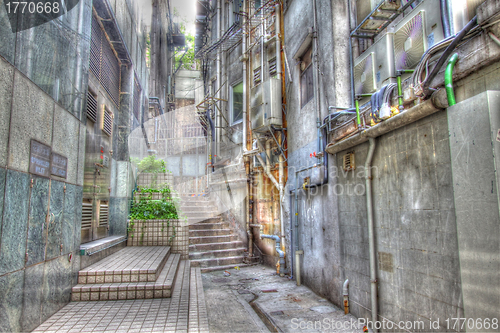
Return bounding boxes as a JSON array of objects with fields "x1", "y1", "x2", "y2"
[
  {"x1": 448, "y1": 91, "x2": 500, "y2": 328},
  {"x1": 335, "y1": 111, "x2": 463, "y2": 330},
  {"x1": 0, "y1": 52, "x2": 87, "y2": 333}
]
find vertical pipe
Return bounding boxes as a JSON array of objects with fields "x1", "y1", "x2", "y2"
[
  {"x1": 275, "y1": 4, "x2": 282, "y2": 81},
  {"x1": 312, "y1": 0, "x2": 321, "y2": 121},
  {"x1": 216, "y1": 0, "x2": 221, "y2": 160},
  {"x1": 242, "y1": 0, "x2": 252, "y2": 257},
  {"x1": 397, "y1": 74, "x2": 403, "y2": 110},
  {"x1": 365, "y1": 137, "x2": 378, "y2": 326},
  {"x1": 295, "y1": 250, "x2": 303, "y2": 286},
  {"x1": 355, "y1": 99, "x2": 361, "y2": 127}
]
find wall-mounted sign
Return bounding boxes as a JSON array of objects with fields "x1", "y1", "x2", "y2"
[
  {"x1": 29, "y1": 140, "x2": 51, "y2": 177},
  {"x1": 51, "y1": 152, "x2": 68, "y2": 179}
]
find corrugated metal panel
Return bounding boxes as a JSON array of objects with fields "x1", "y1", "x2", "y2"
[
  {"x1": 81, "y1": 202, "x2": 93, "y2": 230},
  {"x1": 87, "y1": 91, "x2": 98, "y2": 122}
]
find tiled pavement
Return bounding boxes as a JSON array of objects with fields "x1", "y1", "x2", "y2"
[{"x1": 34, "y1": 262, "x2": 209, "y2": 333}]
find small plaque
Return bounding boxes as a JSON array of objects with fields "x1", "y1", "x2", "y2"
[
  {"x1": 51, "y1": 153, "x2": 68, "y2": 179},
  {"x1": 30, "y1": 140, "x2": 51, "y2": 177}
]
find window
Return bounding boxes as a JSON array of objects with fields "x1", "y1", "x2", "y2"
[
  {"x1": 300, "y1": 46, "x2": 313, "y2": 108},
  {"x1": 231, "y1": 82, "x2": 243, "y2": 124}
]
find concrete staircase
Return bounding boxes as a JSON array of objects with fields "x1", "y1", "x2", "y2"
[{"x1": 182, "y1": 195, "x2": 249, "y2": 272}]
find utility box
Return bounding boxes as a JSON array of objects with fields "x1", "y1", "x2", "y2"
[{"x1": 250, "y1": 78, "x2": 282, "y2": 132}]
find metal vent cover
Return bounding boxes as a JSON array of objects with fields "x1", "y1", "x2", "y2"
[
  {"x1": 86, "y1": 91, "x2": 97, "y2": 122},
  {"x1": 81, "y1": 201, "x2": 93, "y2": 230},
  {"x1": 102, "y1": 107, "x2": 113, "y2": 136},
  {"x1": 343, "y1": 152, "x2": 356, "y2": 171},
  {"x1": 99, "y1": 202, "x2": 109, "y2": 227},
  {"x1": 269, "y1": 57, "x2": 277, "y2": 77},
  {"x1": 89, "y1": 14, "x2": 121, "y2": 107},
  {"x1": 253, "y1": 67, "x2": 261, "y2": 86}
]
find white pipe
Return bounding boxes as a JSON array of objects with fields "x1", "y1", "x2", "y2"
[
  {"x1": 312, "y1": 0, "x2": 321, "y2": 121},
  {"x1": 275, "y1": 4, "x2": 282, "y2": 81},
  {"x1": 365, "y1": 137, "x2": 378, "y2": 326},
  {"x1": 343, "y1": 279, "x2": 350, "y2": 314},
  {"x1": 216, "y1": 0, "x2": 221, "y2": 159},
  {"x1": 295, "y1": 250, "x2": 303, "y2": 286},
  {"x1": 242, "y1": 0, "x2": 252, "y2": 257}
]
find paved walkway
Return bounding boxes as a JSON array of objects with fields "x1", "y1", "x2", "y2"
[
  {"x1": 33, "y1": 262, "x2": 208, "y2": 333},
  {"x1": 202, "y1": 265, "x2": 363, "y2": 333}
]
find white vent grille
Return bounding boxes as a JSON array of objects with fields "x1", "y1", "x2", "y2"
[
  {"x1": 269, "y1": 58, "x2": 277, "y2": 77},
  {"x1": 81, "y1": 202, "x2": 93, "y2": 230},
  {"x1": 102, "y1": 107, "x2": 113, "y2": 136},
  {"x1": 86, "y1": 91, "x2": 97, "y2": 122},
  {"x1": 343, "y1": 152, "x2": 356, "y2": 171},
  {"x1": 253, "y1": 67, "x2": 261, "y2": 86},
  {"x1": 99, "y1": 202, "x2": 109, "y2": 227}
]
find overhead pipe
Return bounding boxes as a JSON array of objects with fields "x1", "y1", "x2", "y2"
[
  {"x1": 365, "y1": 137, "x2": 378, "y2": 326},
  {"x1": 260, "y1": 234, "x2": 285, "y2": 275},
  {"x1": 444, "y1": 53, "x2": 459, "y2": 106}
]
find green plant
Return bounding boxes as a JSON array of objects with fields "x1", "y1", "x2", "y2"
[
  {"x1": 132, "y1": 155, "x2": 167, "y2": 174},
  {"x1": 128, "y1": 185, "x2": 179, "y2": 242}
]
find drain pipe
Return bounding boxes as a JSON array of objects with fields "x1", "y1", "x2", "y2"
[
  {"x1": 365, "y1": 137, "x2": 378, "y2": 326},
  {"x1": 343, "y1": 279, "x2": 349, "y2": 314},
  {"x1": 261, "y1": 234, "x2": 285, "y2": 275},
  {"x1": 241, "y1": 0, "x2": 253, "y2": 257}
]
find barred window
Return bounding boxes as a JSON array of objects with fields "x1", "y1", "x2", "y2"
[{"x1": 300, "y1": 46, "x2": 313, "y2": 108}]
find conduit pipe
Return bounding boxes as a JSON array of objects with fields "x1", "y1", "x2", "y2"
[
  {"x1": 422, "y1": 15, "x2": 477, "y2": 98},
  {"x1": 343, "y1": 279, "x2": 350, "y2": 314},
  {"x1": 261, "y1": 234, "x2": 285, "y2": 275},
  {"x1": 365, "y1": 137, "x2": 377, "y2": 326},
  {"x1": 445, "y1": 53, "x2": 459, "y2": 106}
]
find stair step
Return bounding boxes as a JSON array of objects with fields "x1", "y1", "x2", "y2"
[
  {"x1": 182, "y1": 211, "x2": 217, "y2": 218},
  {"x1": 77, "y1": 247, "x2": 170, "y2": 284},
  {"x1": 200, "y1": 263, "x2": 257, "y2": 273},
  {"x1": 189, "y1": 229, "x2": 232, "y2": 237},
  {"x1": 189, "y1": 222, "x2": 229, "y2": 230},
  {"x1": 187, "y1": 216, "x2": 221, "y2": 224},
  {"x1": 189, "y1": 248, "x2": 246, "y2": 260},
  {"x1": 190, "y1": 255, "x2": 245, "y2": 268},
  {"x1": 71, "y1": 254, "x2": 181, "y2": 301},
  {"x1": 189, "y1": 241, "x2": 244, "y2": 251},
  {"x1": 189, "y1": 235, "x2": 238, "y2": 244}
]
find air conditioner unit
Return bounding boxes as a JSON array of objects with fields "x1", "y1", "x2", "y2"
[
  {"x1": 356, "y1": 0, "x2": 401, "y2": 30},
  {"x1": 250, "y1": 78, "x2": 282, "y2": 133},
  {"x1": 393, "y1": 0, "x2": 445, "y2": 74},
  {"x1": 354, "y1": 32, "x2": 395, "y2": 104}
]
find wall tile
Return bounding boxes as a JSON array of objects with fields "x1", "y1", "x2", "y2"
[
  {"x1": 0, "y1": 58, "x2": 14, "y2": 167},
  {"x1": 41, "y1": 256, "x2": 72, "y2": 320},
  {"x1": 51, "y1": 105, "x2": 80, "y2": 184},
  {"x1": 61, "y1": 183, "x2": 77, "y2": 255},
  {"x1": 46, "y1": 180, "x2": 64, "y2": 260},
  {"x1": 0, "y1": 169, "x2": 30, "y2": 275},
  {"x1": 8, "y1": 72, "x2": 54, "y2": 172},
  {"x1": 0, "y1": 270, "x2": 24, "y2": 332},
  {"x1": 21, "y1": 263, "x2": 44, "y2": 332},
  {"x1": 26, "y1": 176, "x2": 50, "y2": 266}
]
